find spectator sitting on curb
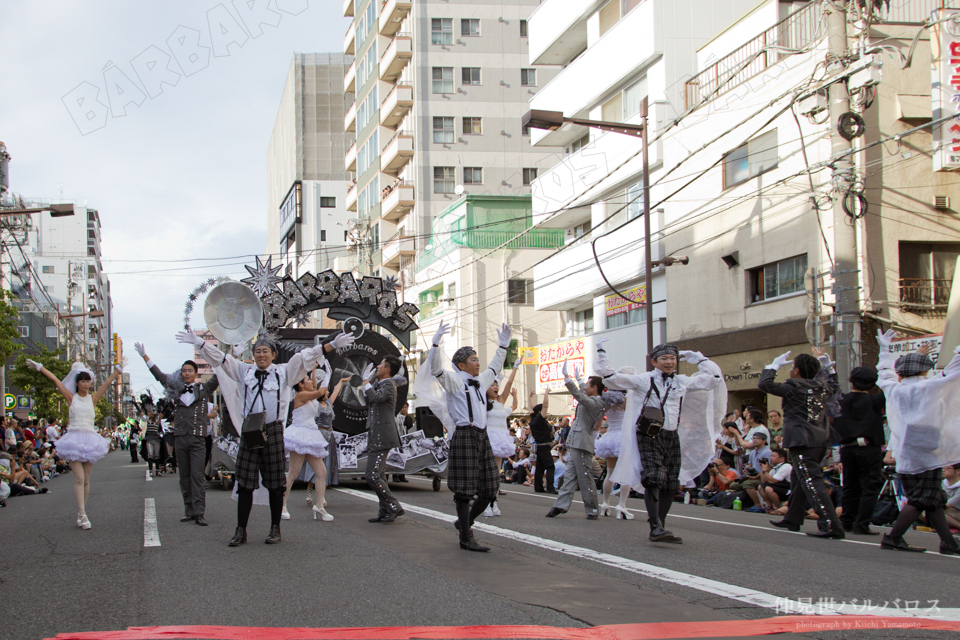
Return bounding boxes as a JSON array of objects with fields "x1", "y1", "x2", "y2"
[{"x1": 760, "y1": 448, "x2": 793, "y2": 510}]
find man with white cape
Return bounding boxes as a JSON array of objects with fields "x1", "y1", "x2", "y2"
[
  {"x1": 594, "y1": 339, "x2": 726, "y2": 543},
  {"x1": 875, "y1": 330, "x2": 960, "y2": 555}
]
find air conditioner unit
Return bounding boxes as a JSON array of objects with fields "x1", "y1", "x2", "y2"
[{"x1": 934, "y1": 195, "x2": 951, "y2": 209}]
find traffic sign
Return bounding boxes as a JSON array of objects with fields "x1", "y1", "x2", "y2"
[
  {"x1": 3, "y1": 394, "x2": 15, "y2": 410},
  {"x1": 17, "y1": 396, "x2": 32, "y2": 409}
]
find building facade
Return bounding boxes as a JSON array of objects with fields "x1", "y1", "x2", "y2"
[{"x1": 265, "y1": 53, "x2": 356, "y2": 327}]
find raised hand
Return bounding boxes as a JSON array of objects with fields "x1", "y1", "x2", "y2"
[
  {"x1": 513, "y1": 354, "x2": 524, "y2": 369},
  {"x1": 25, "y1": 359, "x2": 42, "y2": 371},
  {"x1": 361, "y1": 363, "x2": 376, "y2": 382},
  {"x1": 432, "y1": 320, "x2": 450, "y2": 346},
  {"x1": 134, "y1": 342, "x2": 146, "y2": 358},
  {"x1": 115, "y1": 356, "x2": 129, "y2": 372},
  {"x1": 561, "y1": 358, "x2": 569, "y2": 378},
  {"x1": 876, "y1": 329, "x2": 897, "y2": 350},
  {"x1": 769, "y1": 351, "x2": 792, "y2": 369},
  {"x1": 331, "y1": 332, "x2": 355, "y2": 350},
  {"x1": 496, "y1": 322, "x2": 512, "y2": 348},
  {"x1": 679, "y1": 350, "x2": 704, "y2": 364},
  {"x1": 175, "y1": 330, "x2": 203, "y2": 347},
  {"x1": 596, "y1": 337, "x2": 609, "y2": 350}
]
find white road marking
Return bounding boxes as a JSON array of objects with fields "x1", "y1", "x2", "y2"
[
  {"x1": 145, "y1": 468, "x2": 152, "y2": 482},
  {"x1": 337, "y1": 486, "x2": 960, "y2": 621},
  {"x1": 143, "y1": 498, "x2": 160, "y2": 547}
]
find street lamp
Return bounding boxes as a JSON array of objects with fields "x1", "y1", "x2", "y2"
[{"x1": 523, "y1": 98, "x2": 656, "y2": 368}]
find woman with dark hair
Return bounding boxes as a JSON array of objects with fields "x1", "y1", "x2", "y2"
[
  {"x1": 483, "y1": 361, "x2": 521, "y2": 518},
  {"x1": 25, "y1": 359, "x2": 124, "y2": 529},
  {"x1": 280, "y1": 369, "x2": 350, "y2": 522}
]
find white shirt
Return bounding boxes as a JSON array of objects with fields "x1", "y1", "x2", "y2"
[
  {"x1": 769, "y1": 462, "x2": 793, "y2": 482},
  {"x1": 45, "y1": 425, "x2": 59, "y2": 441},
  {"x1": 427, "y1": 345, "x2": 506, "y2": 430},
  {"x1": 206, "y1": 402, "x2": 215, "y2": 437},
  {"x1": 744, "y1": 425, "x2": 771, "y2": 443},
  {"x1": 4, "y1": 428, "x2": 15, "y2": 447}
]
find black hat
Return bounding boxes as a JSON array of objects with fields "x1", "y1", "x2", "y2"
[{"x1": 849, "y1": 366, "x2": 878, "y2": 386}]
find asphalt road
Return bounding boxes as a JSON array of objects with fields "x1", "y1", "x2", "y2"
[{"x1": 2, "y1": 450, "x2": 958, "y2": 640}]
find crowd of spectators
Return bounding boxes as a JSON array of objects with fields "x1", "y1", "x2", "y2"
[{"x1": 1, "y1": 416, "x2": 71, "y2": 504}]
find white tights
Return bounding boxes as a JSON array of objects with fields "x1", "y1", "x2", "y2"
[
  {"x1": 603, "y1": 458, "x2": 630, "y2": 510},
  {"x1": 70, "y1": 461, "x2": 93, "y2": 515},
  {"x1": 283, "y1": 453, "x2": 328, "y2": 510}
]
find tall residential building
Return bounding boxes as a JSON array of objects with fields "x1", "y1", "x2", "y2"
[
  {"x1": 265, "y1": 53, "x2": 356, "y2": 326},
  {"x1": 342, "y1": 0, "x2": 564, "y2": 292},
  {"x1": 525, "y1": 0, "x2": 759, "y2": 411}
]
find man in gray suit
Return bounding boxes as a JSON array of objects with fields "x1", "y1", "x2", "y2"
[
  {"x1": 362, "y1": 355, "x2": 403, "y2": 523},
  {"x1": 546, "y1": 359, "x2": 604, "y2": 519},
  {"x1": 136, "y1": 342, "x2": 219, "y2": 526}
]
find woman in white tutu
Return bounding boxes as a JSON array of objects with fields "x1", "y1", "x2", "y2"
[
  {"x1": 281, "y1": 368, "x2": 350, "y2": 522},
  {"x1": 484, "y1": 357, "x2": 522, "y2": 517},
  {"x1": 595, "y1": 389, "x2": 633, "y2": 519},
  {"x1": 26, "y1": 358, "x2": 124, "y2": 529}
]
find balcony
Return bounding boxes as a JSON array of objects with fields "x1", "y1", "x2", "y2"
[
  {"x1": 381, "y1": 232, "x2": 415, "y2": 268},
  {"x1": 344, "y1": 101, "x2": 356, "y2": 132},
  {"x1": 344, "y1": 24, "x2": 355, "y2": 55},
  {"x1": 334, "y1": 253, "x2": 358, "y2": 273},
  {"x1": 378, "y1": 0, "x2": 411, "y2": 36},
  {"x1": 900, "y1": 278, "x2": 953, "y2": 312},
  {"x1": 345, "y1": 182, "x2": 358, "y2": 212},
  {"x1": 343, "y1": 59, "x2": 356, "y2": 93},
  {"x1": 380, "y1": 131, "x2": 413, "y2": 175},
  {"x1": 379, "y1": 82, "x2": 413, "y2": 127},
  {"x1": 345, "y1": 140, "x2": 357, "y2": 172},
  {"x1": 527, "y1": 0, "x2": 599, "y2": 65},
  {"x1": 380, "y1": 178, "x2": 414, "y2": 222},
  {"x1": 343, "y1": 0, "x2": 353, "y2": 17},
  {"x1": 379, "y1": 34, "x2": 412, "y2": 81}
]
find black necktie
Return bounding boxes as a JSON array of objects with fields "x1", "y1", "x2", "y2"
[
  {"x1": 467, "y1": 379, "x2": 480, "y2": 388},
  {"x1": 662, "y1": 372, "x2": 675, "y2": 382}
]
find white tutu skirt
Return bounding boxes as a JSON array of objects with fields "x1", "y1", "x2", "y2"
[
  {"x1": 486, "y1": 427, "x2": 516, "y2": 459},
  {"x1": 283, "y1": 426, "x2": 328, "y2": 458},
  {"x1": 595, "y1": 428, "x2": 622, "y2": 459},
  {"x1": 55, "y1": 430, "x2": 109, "y2": 463}
]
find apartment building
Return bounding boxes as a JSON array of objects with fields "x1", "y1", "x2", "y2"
[
  {"x1": 659, "y1": 0, "x2": 960, "y2": 411},
  {"x1": 525, "y1": 0, "x2": 760, "y2": 409},
  {"x1": 265, "y1": 53, "x2": 355, "y2": 327},
  {"x1": 342, "y1": 0, "x2": 563, "y2": 294}
]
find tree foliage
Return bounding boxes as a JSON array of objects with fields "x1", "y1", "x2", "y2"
[
  {"x1": 9, "y1": 347, "x2": 71, "y2": 424},
  {"x1": 0, "y1": 289, "x2": 24, "y2": 363}
]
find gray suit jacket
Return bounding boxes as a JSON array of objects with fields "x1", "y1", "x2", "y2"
[
  {"x1": 565, "y1": 378, "x2": 604, "y2": 454},
  {"x1": 364, "y1": 378, "x2": 400, "y2": 452},
  {"x1": 149, "y1": 365, "x2": 219, "y2": 438}
]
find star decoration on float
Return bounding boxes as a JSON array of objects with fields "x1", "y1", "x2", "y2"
[
  {"x1": 383, "y1": 275, "x2": 399, "y2": 292},
  {"x1": 240, "y1": 256, "x2": 284, "y2": 298},
  {"x1": 292, "y1": 308, "x2": 312, "y2": 327}
]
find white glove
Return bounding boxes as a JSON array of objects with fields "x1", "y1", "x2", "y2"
[
  {"x1": 114, "y1": 357, "x2": 129, "y2": 373},
  {"x1": 361, "y1": 363, "x2": 376, "y2": 382},
  {"x1": 596, "y1": 337, "x2": 609, "y2": 350},
  {"x1": 431, "y1": 320, "x2": 450, "y2": 347},
  {"x1": 496, "y1": 322, "x2": 512, "y2": 348},
  {"x1": 679, "y1": 350, "x2": 704, "y2": 364},
  {"x1": 561, "y1": 358, "x2": 570, "y2": 378},
  {"x1": 134, "y1": 342, "x2": 146, "y2": 358},
  {"x1": 512, "y1": 354, "x2": 523, "y2": 369},
  {"x1": 25, "y1": 359, "x2": 42, "y2": 371},
  {"x1": 175, "y1": 330, "x2": 204, "y2": 347},
  {"x1": 768, "y1": 351, "x2": 792, "y2": 370},
  {"x1": 876, "y1": 329, "x2": 896, "y2": 350},
  {"x1": 816, "y1": 354, "x2": 836, "y2": 371},
  {"x1": 330, "y1": 333, "x2": 355, "y2": 350}
]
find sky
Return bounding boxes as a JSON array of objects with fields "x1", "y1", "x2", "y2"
[{"x1": 0, "y1": 0, "x2": 351, "y2": 398}]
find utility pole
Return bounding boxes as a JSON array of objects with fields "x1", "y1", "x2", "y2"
[
  {"x1": 641, "y1": 97, "x2": 654, "y2": 371},
  {"x1": 826, "y1": 0, "x2": 860, "y2": 389}
]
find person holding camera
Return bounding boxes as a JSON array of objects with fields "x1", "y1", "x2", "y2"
[
  {"x1": 699, "y1": 459, "x2": 737, "y2": 503},
  {"x1": 596, "y1": 341, "x2": 725, "y2": 543},
  {"x1": 759, "y1": 448, "x2": 792, "y2": 509},
  {"x1": 730, "y1": 432, "x2": 772, "y2": 512}
]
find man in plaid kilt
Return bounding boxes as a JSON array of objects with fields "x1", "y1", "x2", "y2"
[
  {"x1": 427, "y1": 319, "x2": 510, "y2": 552},
  {"x1": 876, "y1": 331, "x2": 960, "y2": 555},
  {"x1": 181, "y1": 329, "x2": 354, "y2": 546}
]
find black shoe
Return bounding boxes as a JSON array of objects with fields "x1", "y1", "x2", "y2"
[
  {"x1": 395, "y1": 475, "x2": 409, "y2": 483},
  {"x1": 194, "y1": 516, "x2": 208, "y2": 526},
  {"x1": 545, "y1": 507, "x2": 567, "y2": 518},
  {"x1": 459, "y1": 530, "x2": 490, "y2": 552},
  {"x1": 769, "y1": 519, "x2": 800, "y2": 532},
  {"x1": 380, "y1": 508, "x2": 405, "y2": 523},
  {"x1": 939, "y1": 537, "x2": 960, "y2": 555},
  {"x1": 534, "y1": 488, "x2": 546, "y2": 493},
  {"x1": 852, "y1": 526, "x2": 879, "y2": 536},
  {"x1": 369, "y1": 511, "x2": 387, "y2": 523},
  {"x1": 228, "y1": 527, "x2": 247, "y2": 547},
  {"x1": 586, "y1": 512, "x2": 598, "y2": 520},
  {"x1": 265, "y1": 525, "x2": 281, "y2": 544},
  {"x1": 663, "y1": 536, "x2": 683, "y2": 544},
  {"x1": 841, "y1": 523, "x2": 853, "y2": 532},
  {"x1": 546, "y1": 488, "x2": 558, "y2": 494},
  {"x1": 806, "y1": 529, "x2": 844, "y2": 539},
  {"x1": 649, "y1": 525, "x2": 675, "y2": 542},
  {"x1": 880, "y1": 534, "x2": 925, "y2": 552},
  {"x1": 180, "y1": 515, "x2": 195, "y2": 522}
]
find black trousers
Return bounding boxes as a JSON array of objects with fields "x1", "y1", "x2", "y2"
[
  {"x1": 130, "y1": 442, "x2": 139, "y2": 463},
  {"x1": 785, "y1": 446, "x2": 841, "y2": 530},
  {"x1": 534, "y1": 444, "x2": 555, "y2": 492},
  {"x1": 839, "y1": 445, "x2": 884, "y2": 530},
  {"x1": 174, "y1": 435, "x2": 207, "y2": 517}
]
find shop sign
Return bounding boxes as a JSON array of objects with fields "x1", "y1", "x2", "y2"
[{"x1": 605, "y1": 285, "x2": 646, "y2": 316}]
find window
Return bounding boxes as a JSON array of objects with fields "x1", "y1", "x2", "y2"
[
  {"x1": 749, "y1": 254, "x2": 807, "y2": 303},
  {"x1": 724, "y1": 129, "x2": 778, "y2": 188},
  {"x1": 569, "y1": 309, "x2": 593, "y2": 336},
  {"x1": 432, "y1": 67, "x2": 453, "y2": 93},
  {"x1": 357, "y1": 129, "x2": 379, "y2": 174},
  {"x1": 434, "y1": 166, "x2": 455, "y2": 193},
  {"x1": 601, "y1": 92, "x2": 622, "y2": 122},
  {"x1": 463, "y1": 167, "x2": 482, "y2": 184},
  {"x1": 431, "y1": 18, "x2": 452, "y2": 45},
  {"x1": 569, "y1": 133, "x2": 590, "y2": 154},
  {"x1": 625, "y1": 181, "x2": 643, "y2": 221},
  {"x1": 599, "y1": 0, "x2": 620, "y2": 36},
  {"x1": 17, "y1": 326, "x2": 28, "y2": 338},
  {"x1": 520, "y1": 69, "x2": 536, "y2": 87},
  {"x1": 320, "y1": 197, "x2": 336, "y2": 208},
  {"x1": 520, "y1": 19, "x2": 528, "y2": 37},
  {"x1": 447, "y1": 282, "x2": 457, "y2": 302},
  {"x1": 507, "y1": 279, "x2": 534, "y2": 305},
  {"x1": 320, "y1": 230, "x2": 327, "y2": 241},
  {"x1": 607, "y1": 307, "x2": 643, "y2": 329},
  {"x1": 462, "y1": 116, "x2": 482, "y2": 135},
  {"x1": 41, "y1": 266, "x2": 54, "y2": 274},
  {"x1": 461, "y1": 18, "x2": 480, "y2": 36},
  {"x1": 899, "y1": 242, "x2": 960, "y2": 307},
  {"x1": 522, "y1": 168, "x2": 538, "y2": 185},
  {"x1": 433, "y1": 116, "x2": 454, "y2": 143},
  {"x1": 623, "y1": 75, "x2": 647, "y2": 120},
  {"x1": 462, "y1": 67, "x2": 481, "y2": 85}
]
